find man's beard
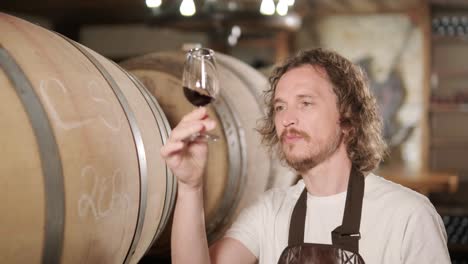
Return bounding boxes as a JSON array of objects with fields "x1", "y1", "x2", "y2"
[{"x1": 278, "y1": 127, "x2": 343, "y2": 173}]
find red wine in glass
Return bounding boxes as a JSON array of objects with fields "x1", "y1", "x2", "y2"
[
  {"x1": 182, "y1": 47, "x2": 219, "y2": 141},
  {"x1": 183, "y1": 86, "x2": 214, "y2": 106}
]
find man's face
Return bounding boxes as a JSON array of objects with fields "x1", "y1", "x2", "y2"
[{"x1": 273, "y1": 65, "x2": 343, "y2": 172}]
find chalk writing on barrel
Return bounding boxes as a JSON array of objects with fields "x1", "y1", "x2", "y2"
[
  {"x1": 39, "y1": 77, "x2": 122, "y2": 132},
  {"x1": 78, "y1": 165, "x2": 130, "y2": 220},
  {"x1": 87, "y1": 79, "x2": 122, "y2": 132}
]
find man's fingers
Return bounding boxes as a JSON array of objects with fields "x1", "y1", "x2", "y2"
[
  {"x1": 161, "y1": 109, "x2": 216, "y2": 160},
  {"x1": 160, "y1": 141, "x2": 185, "y2": 158},
  {"x1": 170, "y1": 123, "x2": 204, "y2": 143},
  {"x1": 170, "y1": 119, "x2": 216, "y2": 142},
  {"x1": 180, "y1": 107, "x2": 209, "y2": 123}
]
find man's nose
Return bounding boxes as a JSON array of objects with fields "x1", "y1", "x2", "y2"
[{"x1": 281, "y1": 110, "x2": 298, "y2": 127}]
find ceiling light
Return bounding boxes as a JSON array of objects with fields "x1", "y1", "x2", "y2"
[
  {"x1": 228, "y1": 35, "x2": 238, "y2": 46},
  {"x1": 145, "y1": 0, "x2": 162, "y2": 8},
  {"x1": 231, "y1": 25, "x2": 241, "y2": 38},
  {"x1": 180, "y1": 0, "x2": 196, "y2": 17},
  {"x1": 284, "y1": 14, "x2": 301, "y2": 28},
  {"x1": 260, "y1": 0, "x2": 275, "y2": 16},
  {"x1": 276, "y1": 0, "x2": 288, "y2": 16},
  {"x1": 227, "y1": 1, "x2": 238, "y2": 11}
]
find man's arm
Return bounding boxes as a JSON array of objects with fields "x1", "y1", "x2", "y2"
[
  {"x1": 171, "y1": 184, "x2": 210, "y2": 264},
  {"x1": 171, "y1": 184, "x2": 257, "y2": 264},
  {"x1": 161, "y1": 107, "x2": 213, "y2": 264},
  {"x1": 163, "y1": 107, "x2": 259, "y2": 264}
]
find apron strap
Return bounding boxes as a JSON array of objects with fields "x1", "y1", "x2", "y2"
[
  {"x1": 288, "y1": 188, "x2": 308, "y2": 246},
  {"x1": 331, "y1": 167, "x2": 365, "y2": 253}
]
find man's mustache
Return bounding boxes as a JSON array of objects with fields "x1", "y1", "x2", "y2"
[{"x1": 280, "y1": 128, "x2": 310, "y2": 142}]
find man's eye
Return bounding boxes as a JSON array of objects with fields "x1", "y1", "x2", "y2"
[
  {"x1": 302, "y1": 101, "x2": 313, "y2": 106},
  {"x1": 274, "y1": 105, "x2": 284, "y2": 112}
]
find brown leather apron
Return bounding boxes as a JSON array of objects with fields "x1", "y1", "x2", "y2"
[{"x1": 277, "y1": 167, "x2": 366, "y2": 264}]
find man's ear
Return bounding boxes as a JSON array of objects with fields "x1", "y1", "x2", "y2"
[
  {"x1": 339, "y1": 107, "x2": 356, "y2": 139},
  {"x1": 340, "y1": 119, "x2": 355, "y2": 140}
]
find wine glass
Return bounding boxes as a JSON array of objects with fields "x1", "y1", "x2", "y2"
[{"x1": 182, "y1": 47, "x2": 220, "y2": 142}]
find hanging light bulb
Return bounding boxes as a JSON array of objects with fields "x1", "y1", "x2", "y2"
[
  {"x1": 260, "y1": 0, "x2": 275, "y2": 16},
  {"x1": 276, "y1": 0, "x2": 288, "y2": 16},
  {"x1": 231, "y1": 25, "x2": 241, "y2": 38},
  {"x1": 180, "y1": 0, "x2": 196, "y2": 17},
  {"x1": 287, "y1": 0, "x2": 295, "y2": 6},
  {"x1": 145, "y1": 0, "x2": 162, "y2": 8}
]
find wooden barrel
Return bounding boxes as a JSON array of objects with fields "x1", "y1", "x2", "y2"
[
  {"x1": 0, "y1": 13, "x2": 175, "y2": 264},
  {"x1": 121, "y1": 50, "x2": 296, "y2": 255}
]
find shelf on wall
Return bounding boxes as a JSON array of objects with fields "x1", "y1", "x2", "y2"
[{"x1": 429, "y1": 103, "x2": 468, "y2": 112}]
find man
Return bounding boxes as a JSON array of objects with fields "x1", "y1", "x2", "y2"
[{"x1": 160, "y1": 48, "x2": 450, "y2": 263}]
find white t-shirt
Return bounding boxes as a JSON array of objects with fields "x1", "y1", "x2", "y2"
[{"x1": 225, "y1": 174, "x2": 450, "y2": 264}]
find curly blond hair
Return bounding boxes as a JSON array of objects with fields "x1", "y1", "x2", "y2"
[{"x1": 257, "y1": 48, "x2": 387, "y2": 174}]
